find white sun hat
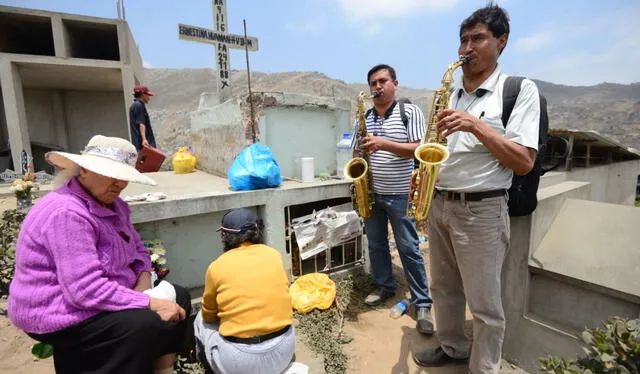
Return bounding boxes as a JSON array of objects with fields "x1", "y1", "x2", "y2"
[{"x1": 45, "y1": 135, "x2": 157, "y2": 186}]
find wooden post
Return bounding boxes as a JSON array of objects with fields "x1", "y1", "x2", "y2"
[{"x1": 564, "y1": 135, "x2": 575, "y2": 171}]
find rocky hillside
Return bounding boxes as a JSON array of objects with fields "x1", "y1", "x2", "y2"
[{"x1": 144, "y1": 68, "x2": 640, "y2": 153}]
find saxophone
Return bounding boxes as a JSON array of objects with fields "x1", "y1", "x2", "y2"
[
  {"x1": 407, "y1": 55, "x2": 471, "y2": 221},
  {"x1": 344, "y1": 91, "x2": 379, "y2": 218}
]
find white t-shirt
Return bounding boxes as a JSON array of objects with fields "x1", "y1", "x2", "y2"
[{"x1": 436, "y1": 67, "x2": 540, "y2": 192}]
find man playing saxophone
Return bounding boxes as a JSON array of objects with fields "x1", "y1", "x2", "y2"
[
  {"x1": 350, "y1": 64, "x2": 434, "y2": 335},
  {"x1": 413, "y1": 3, "x2": 540, "y2": 373}
]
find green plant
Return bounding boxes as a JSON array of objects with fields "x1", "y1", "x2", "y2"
[
  {"x1": 540, "y1": 317, "x2": 640, "y2": 373},
  {"x1": 295, "y1": 272, "x2": 376, "y2": 374},
  {"x1": 0, "y1": 209, "x2": 26, "y2": 297},
  {"x1": 32, "y1": 342, "x2": 54, "y2": 359}
]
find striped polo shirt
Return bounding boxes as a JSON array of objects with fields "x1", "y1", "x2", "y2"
[{"x1": 350, "y1": 101, "x2": 426, "y2": 195}]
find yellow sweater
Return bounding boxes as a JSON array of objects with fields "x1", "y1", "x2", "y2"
[{"x1": 201, "y1": 243, "x2": 292, "y2": 338}]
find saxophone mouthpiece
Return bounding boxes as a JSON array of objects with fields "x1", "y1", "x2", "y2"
[
  {"x1": 460, "y1": 55, "x2": 472, "y2": 64},
  {"x1": 372, "y1": 91, "x2": 381, "y2": 98}
]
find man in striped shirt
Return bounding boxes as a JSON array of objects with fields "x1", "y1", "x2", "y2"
[{"x1": 351, "y1": 64, "x2": 434, "y2": 335}]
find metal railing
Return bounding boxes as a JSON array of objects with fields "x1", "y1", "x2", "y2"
[{"x1": 285, "y1": 201, "x2": 365, "y2": 278}]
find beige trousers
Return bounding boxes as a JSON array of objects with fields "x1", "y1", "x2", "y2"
[{"x1": 428, "y1": 193, "x2": 510, "y2": 374}]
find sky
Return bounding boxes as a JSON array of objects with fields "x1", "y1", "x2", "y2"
[{"x1": 2, "y1": 0, "x2": 639, "y2": 89}]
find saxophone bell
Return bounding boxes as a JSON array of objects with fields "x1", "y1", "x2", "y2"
[
  {"x1": 346, "y1": 91, "x2": 378, "y2": 218},
  {"x1": 415, "y1": 143, "x2": 450, "y2": 165}
]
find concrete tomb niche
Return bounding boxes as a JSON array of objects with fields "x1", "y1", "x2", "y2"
[
  {"x1": 62, "y1": 19, "x2": 120, "y2": 61},
  {"x1": 0, "y1": 6, "x2": 143, "y2": 176},
  {"x1": 0, "y1": 12, "x2": 55, "y2": 56}
]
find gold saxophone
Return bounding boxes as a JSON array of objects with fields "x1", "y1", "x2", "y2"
[
  {"x1": 407, "y1": 55, "x2": 471, "y2": 221},
  {"x1": 344, "y1": 91, "x2": 380, "y2": 218}
]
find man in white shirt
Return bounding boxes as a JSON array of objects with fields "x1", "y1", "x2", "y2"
[{"x1": 413, "y1": 3, "x2": 540, "y2": 373}]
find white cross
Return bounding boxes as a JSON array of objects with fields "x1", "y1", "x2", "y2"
[{"x1": 178, "y1": 0, "x2": 259, "y2": 103}]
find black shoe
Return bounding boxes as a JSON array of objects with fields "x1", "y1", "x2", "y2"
[
  {"x1": 364, "y1": 289, "x2": 395, "y2": 306},
  {"x1": 416, "y1": 307, "x2": 434, "y2": 335},
  {"x1": 413, "y1": 346, "x2": 468, "y2": 367}
]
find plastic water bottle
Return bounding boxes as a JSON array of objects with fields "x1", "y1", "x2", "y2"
[
  {"x1": 389, "y1": 299, "x2": 409, "y2": 319},
  {"x1": 336, "y1": 133, "x2": 353, "y2": 179}
]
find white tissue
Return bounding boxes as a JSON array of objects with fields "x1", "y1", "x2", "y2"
[{"x1": 143, "y1": 280, "x2": 176, "y2": 302}]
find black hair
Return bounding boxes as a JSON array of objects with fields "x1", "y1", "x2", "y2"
[
  {"x1": 134, "y1": 92, "x2": 143, "y2": 98},
  {"x1": 460, "y1": 2, "x2": 510, "y2": 39},
  {"x1": 221, "y1": 226, "x2": 264, "y2": 252},
  {"x1": 367, "y1": 64, "x2": 397, "y2": 84}
]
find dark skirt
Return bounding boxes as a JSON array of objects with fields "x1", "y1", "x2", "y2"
[{"x1": 29, "y1": 284, "x2": 194, "y2": 374}]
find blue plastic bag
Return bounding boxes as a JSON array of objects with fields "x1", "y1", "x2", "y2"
[{"x1": 228, "y1": 143, "x2": 283, "y2": 191}]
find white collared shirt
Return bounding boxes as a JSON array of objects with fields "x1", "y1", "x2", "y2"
[{"x1": 436, "y1": 66, "x2": 540, "y2": 192}]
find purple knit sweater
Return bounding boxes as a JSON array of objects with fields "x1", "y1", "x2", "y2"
[{"x1": 8, "y1": 178, "x2": 152, "y2": 334}]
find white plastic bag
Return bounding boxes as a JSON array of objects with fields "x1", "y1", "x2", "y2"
[
  {"x1": 282, "y1": 362, "x2": 310, "y2": 374},
  {"x1": 143, "y1": 280, "x2": 176, "y2": 302},
  {"x1": 291, "y1": 202, "x2": 363, "y2": 260}
]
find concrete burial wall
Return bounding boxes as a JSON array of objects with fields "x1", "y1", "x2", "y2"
[
  {"x1": 188, "y1": 92, "x2": 352, "y2": 179},
  {"x1": 502, "y1": 161, "x2": 640, "y2": 372}
]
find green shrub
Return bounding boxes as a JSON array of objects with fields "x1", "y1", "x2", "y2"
[
  {"x1": 539, "y1": 317, "x2": 640, "y2": 373},
  {"x1": 0, "y1": 209, "x2": 26, "y2": 297}
]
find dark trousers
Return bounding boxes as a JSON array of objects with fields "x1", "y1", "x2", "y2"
[{"x1": 29, "y1": 284, "x2": 193, "y2": 374}]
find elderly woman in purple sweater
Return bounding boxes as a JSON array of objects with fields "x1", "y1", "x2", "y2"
[{"x1": 8, "y1": 135, "x2": 192, "y2": 374}]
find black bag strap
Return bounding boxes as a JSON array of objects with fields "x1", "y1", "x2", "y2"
[
  {"x1": 365, "y1": 101, "x2": 409, "y2": 128},
  {"x1": 501, "y1": 76, "x2": 525, "y2": 128},
  {"x1": 365, "y1": 108, "x2": 373, "y2": 118},
  {"x1": 399, "y1": 101, "x2": 409, "y2": 128}
]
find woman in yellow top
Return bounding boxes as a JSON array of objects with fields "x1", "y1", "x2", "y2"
[{"x1": 194, "y1": 208, "x2": 295, "y2": 374}]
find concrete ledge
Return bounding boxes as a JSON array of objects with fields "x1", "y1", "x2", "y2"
[
  {"x1": 530, "y1": 198, "x2": 640, "y2": 298},
  {"x1": 123, "y1": 171, "x2": 352, "y2": 223},
  {"x1": 0, "y1": 5, "x2": 122, "y2": 24},
  {"x1": 538, "y1": 171, "x2": 567, "y2": 189},
  {"x1": 530, "y1": 181, "x2": 591, "y2": 253},
  {"x1": 1, "y1": 53, "x2": 123, "y2": 69},
  {"x1": 259, "y1": 91, "x2": 351, "y2": 111}
]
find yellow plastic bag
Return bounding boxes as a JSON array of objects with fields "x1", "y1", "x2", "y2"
[
  {"x1": 172, "y1": 147, "x2": 196, "y2": 174},
  {"x1": 289, "y1": 273, "x2": 336, "y2": 314}
]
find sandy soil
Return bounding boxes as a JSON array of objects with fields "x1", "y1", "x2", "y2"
[
  {"x1": 336, "y1": 249, "x2": 527, "y2": 374},
  {"x1": 0, "y1": 307, "x2": 53, "y2": 373}
]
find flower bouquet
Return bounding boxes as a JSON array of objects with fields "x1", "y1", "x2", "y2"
[
  {"x1": 143, "y1": 239, "x2": 170, "y2": 286},
  {"x1": 10, "y1": 165, "x2": 39, "y2": 210}
]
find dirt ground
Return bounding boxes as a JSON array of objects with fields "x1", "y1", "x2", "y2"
[
  {"x1": 0, "y1": 309, "x2": 53, "y2": 374},
  {"x1": 0, "y1": 241, "x2": 528, "y2": 374},
  {"x1": 294, "y1": 243, "x2": 529, "y2": 374}
]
